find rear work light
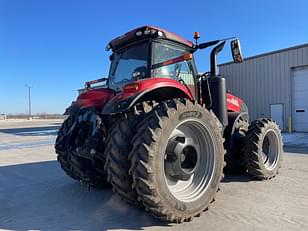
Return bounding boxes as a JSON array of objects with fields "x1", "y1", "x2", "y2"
[
  {"x1": 144, "y1": 29, "x2": 151, "y2": 35},
  {"x1": 135, "y1": 31, "x2": 143, "y2": 36},
  {"x1": 158, "y1": 31, "x2": 163, "y2": 36},
  {"x1": 135, "y1": 28, "x2": 164, "y2": 38}
]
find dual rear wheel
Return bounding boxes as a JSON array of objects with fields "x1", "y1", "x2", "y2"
[{"x1": 105, "y1": 99, "x2": 225, "y2": 222}]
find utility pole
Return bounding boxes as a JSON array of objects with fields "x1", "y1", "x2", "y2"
[{"x1": 26, "y1": 84, "x2": 32, "y2": 120}]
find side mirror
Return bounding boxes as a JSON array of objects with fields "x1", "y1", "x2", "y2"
[{"x1": 231, "y1": 39, "x2": 243, "y2": 63}]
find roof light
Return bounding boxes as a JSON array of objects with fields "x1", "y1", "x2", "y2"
[
  {"x1": 105, "y1": 44, "x2": 111, "y2": 51},
  {"x1": 150, "y1": 29, "x2": 156, "y2": 34},
  {"x1": 135, "y1": 30, "x2": 143, "y2": 36},
  {"x1": 157, "y1": 31, "x2": 163, "y2": 36},
  {"x1": 144, "y1": 29, "x2": 151, "y2": 35}
]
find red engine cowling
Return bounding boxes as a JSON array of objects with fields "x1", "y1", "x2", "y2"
[{"x1": 227, "y1": 93, "x2": 246, "y2": 113}]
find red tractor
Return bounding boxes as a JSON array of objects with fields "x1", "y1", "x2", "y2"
[{"x1": 55, "y1": 26, "x2": 283, "y2": 222}]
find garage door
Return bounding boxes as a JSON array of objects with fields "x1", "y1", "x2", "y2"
[{"x1": 292, "y1": 66, "x2": 308, "y2": 132}]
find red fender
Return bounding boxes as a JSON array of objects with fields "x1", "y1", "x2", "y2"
[
  {"x1": 102, "y1": 78, "x2": 194, "y2": 114},
  {"x1": 75, "y1": 88, "x2": 114, "y2": 110}
]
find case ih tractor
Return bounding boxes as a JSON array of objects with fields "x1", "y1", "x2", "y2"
[{"x1": 55, "y1": 26, "x2": 283, "y2": 222}]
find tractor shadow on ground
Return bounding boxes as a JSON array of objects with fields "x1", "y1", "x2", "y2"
[
  {"x1": 0, "y1": 160, "x2": 170, "y2": 231},
  {"x1": 222, "y1": 173, "x2": 254, "y2": 183}
]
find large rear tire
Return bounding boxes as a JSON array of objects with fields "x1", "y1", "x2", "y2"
[
  {"x1": 103, "y1": 103, "x2": 153, "y2": 205},
  {"x1": 224, "y1": 116, "x2": 248, "y2": 174},
  {"x1": 129, "y1": 99, "x2": 225, "y2": 222},
  {"x1": 242, "y1": 118, "x2": 283, "y2": 179}
]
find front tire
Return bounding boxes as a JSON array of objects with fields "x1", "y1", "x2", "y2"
[
  {"x1": 242, "y1": 118, "x2": 283, "y2": 179},
  {"x1": 55, "y1": 108, "x2": 109, "y2": 187},
  {"x1": 55, "y1": 115, "x2": 80, "y2": 180},
  {"x1": 129, "y1": 99, "x2": 225, "y2": 222}
]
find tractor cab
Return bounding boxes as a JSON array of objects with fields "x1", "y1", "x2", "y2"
[
  {"x1": 106, "y1": 26, "x2": 197, "y2": 95},
  {"x1": 82, "y1": 26, "x2": 244, "y2": 123}
]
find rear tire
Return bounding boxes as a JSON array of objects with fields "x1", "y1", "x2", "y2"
[
  {"x1": 224, "y1": 116, "x2": 248, "y2": 174},
  {"x1": 242, "y1": 118, "x2": 283, "y2": 179},
  {"x1": 129, "y1": 99, "x2": 225, "y2": 222},
  {"x1": 104, "y1": 114, "x2": 141, "y2": 205},
  {"x1": 103, "y1": 103, "x2": 153, "y2": 205}
]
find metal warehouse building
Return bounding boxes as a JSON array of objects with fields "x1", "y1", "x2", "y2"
[{"x1": 219, "y1": 43, "x2": 308, "y2": 132}]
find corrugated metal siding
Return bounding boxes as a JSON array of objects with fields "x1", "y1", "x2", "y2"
[{"x1": 219, "y1": 44, "x2": 308, "y2": 130}]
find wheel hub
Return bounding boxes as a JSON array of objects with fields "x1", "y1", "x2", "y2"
[{"x1": 165, "y1": 137, "x2": 199, "y2": 181}]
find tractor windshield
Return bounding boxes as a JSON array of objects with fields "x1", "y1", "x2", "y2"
[{"x1": 108, "y1": 42, "x2": 149, "y2": 91}]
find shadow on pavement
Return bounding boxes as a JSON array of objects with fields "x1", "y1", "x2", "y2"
[
  {"x1": 51, "y1": 122, "x2": 63, "y2": 125},
  {"x1": 0, "y1": 125, "x2": 60, "y2": 136},
  {"x1": 0, "y1": 161, "x2": 169, "y2": 231},
  {"x1": 284, "y1": 145, "x2": 308, "y2": 155},
  {"x1": 222, "y1": 173, "x2": 254, "y2": 183}
]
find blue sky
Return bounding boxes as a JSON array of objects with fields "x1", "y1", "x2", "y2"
[{"x1": 1, "y1": 0, "x2": 307, "y2": 114}]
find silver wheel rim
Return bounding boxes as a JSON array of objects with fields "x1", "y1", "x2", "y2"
[
  {"x1": 163, "y1": 119, "x2": 216, "y2": 203},
  {"x1": 261, "y1": 129, "x2": 279, "y2": 170}
]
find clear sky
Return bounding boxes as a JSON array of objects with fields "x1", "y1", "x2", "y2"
[{"x1": 1, "y1": 0, "x2": 307, "y2": 114}]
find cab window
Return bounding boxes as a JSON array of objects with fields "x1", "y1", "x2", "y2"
[
  {"x1": 152, "y1": 60, "x2": 194, "y2": 86},
  {"x1": 152, "y1": 42, "x2": 186, "y2": 64}
]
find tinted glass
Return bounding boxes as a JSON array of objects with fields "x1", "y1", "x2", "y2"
[
  {"x1": 108, "y1": 43, "x2": 148, "y2": 91},
  {"x1": 152, "y1": 60, "x2": 194, "y2": 85},
  {"x1": 153, "y1": 42, "x2": 186, "y2": 64}
]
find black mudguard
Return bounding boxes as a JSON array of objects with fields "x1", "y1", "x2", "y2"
[
  {"x1": 224, "y1": 111, "x2": 249, "y2": 151},
  {"x1": 63, "y1": 102, "x2": 80, "y2": 116},
  {"x1": 101, "y1": 93, "x2": 141, "y2": 115}
]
